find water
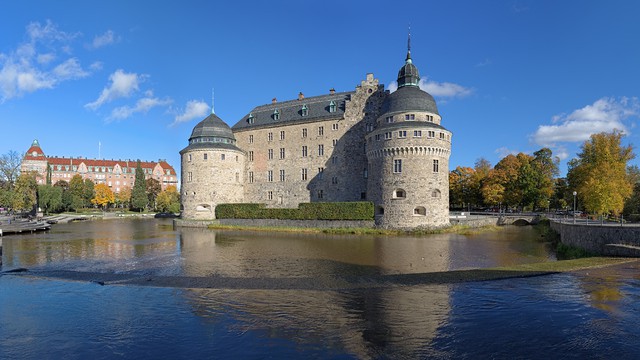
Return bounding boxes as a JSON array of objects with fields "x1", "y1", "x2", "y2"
[{"x1": 1, "y1": 219, "x2": 639, "y2": 359}]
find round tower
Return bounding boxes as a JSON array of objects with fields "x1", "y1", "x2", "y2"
[
  {"x1": 180, "y1": 111, "x2": 245, "y2": 220},
  {"x1": 366, "y1": 45, "x2": 452, "y2": 229}
]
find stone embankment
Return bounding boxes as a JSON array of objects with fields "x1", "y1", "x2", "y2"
[{"x1": 550, "y1": 220, "x2": 640, "y2": 257}]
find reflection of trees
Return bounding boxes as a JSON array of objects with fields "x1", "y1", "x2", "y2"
[{"x1": 178, "y1": 228, "x2": 453, "y2": 358}]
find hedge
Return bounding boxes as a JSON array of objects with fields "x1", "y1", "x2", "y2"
[{"x1": 215, "y1": 202, "x2": 374, "y2": 220}]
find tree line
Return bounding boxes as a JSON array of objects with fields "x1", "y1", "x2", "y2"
[
  {"x1": 452, "y1": 131, "x2": 638, "y2": 217},
  {"x1": 0, "y1": 159, "x2": 180, "y2": 215}
]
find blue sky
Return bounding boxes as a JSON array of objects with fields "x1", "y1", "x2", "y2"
[{"x1": 1, "y1": 0, "x2": 639, "y2": 176}]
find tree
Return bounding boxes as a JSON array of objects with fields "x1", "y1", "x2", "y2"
[
  {"x1": 38, "y1": 184, "x2": 63, "y2": 214},
  {"x1": 567, "y1": 131, "x2": 634, "y2": 216},
  {"x1": 156, "y1": 185, "x2": 180, "y2": 213},
  {"x1": 449, "y1": 166, "x2": 474, "y2": 209},
  {"x1": 69, "y1": 174, "x2": 86, "y2": 211},
  {"x1": 83, "y1": 179, "x2": 95, "y2": 208},
  {"x1": 54, "y1": 180, "x2": 72, "y2": 211},
  {"x1": 116, "y1": 186, "x2": 131, "y2": 209},
  {"x1": 623, "y1": 166, "x2": 640, "y2": 216},
  {"x1": 0, "y1": 150, "x2": 22, "y2": 189},
  {"x1": 131, "y1": 160, "x2": 147, "y2": 211},
  {"x1": 146, "y1": 178, "x2": 161, "y2": 211},
  {"x1": 92, "y1": 183, "x2": 115, "y2": 211},
  {"x1": 12, "y1": 171, "x2": 38, "y2": 212}
]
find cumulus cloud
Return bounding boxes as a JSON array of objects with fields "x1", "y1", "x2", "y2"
[
  {"x1": 172, "y1": 100, "x2": 211, "y2": 125},
  {"x1": 386, "y1": 78, "x2": 473, "y2": 99},
  {"x1": 107, "y1": 93, "x2": 173, "y2": 121},
  {"x1": 90, "y1": 30, "x2": 117, "y2": 49},
  {"x1": 0, "y1": 20, "x2": 90, "y2": 102},
  {"x1": 85, "y1": 69, "x2": 145, "y2": 110},
  {"x1": 531, "y1": 97, "x2": 639, "y2": 147}
]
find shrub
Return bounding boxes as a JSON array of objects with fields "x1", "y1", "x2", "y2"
[{"x1": 216, "y1": 202, "x2": 374, "y2": 220}]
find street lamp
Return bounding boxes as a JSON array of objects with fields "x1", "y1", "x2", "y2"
[{"x1": 573, "y1": 191, "x2": 577, "y2": 224}]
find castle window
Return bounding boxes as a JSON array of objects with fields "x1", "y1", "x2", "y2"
[
  {"x1": 188, "y1": 154, "x2": 192, "y2": 162},
  {"x1": 427, "y1": 115, "x2": 434, "y2": 122},
  {"x1": 414, "y1": 207, "x2": 426, "y2": 216},
  {"x1": 301, "y1": 168, "x2": 308, "y2": 181},
  {"x1": 249, "y1": 135, "x2": 254, "y2": 143},
  {"x1": 331, "y1": 176, "x2": 338, "y2": 184},
  {"x1": 317, "y1": 190, "x2": 324, "y2": 199},
  {"x1": 268, "y1": 149, "x2": 274, "y2": 160},
  {"x1": 393, "y1": 189, "x2": 406, "y2": 199},
  {"x1": 268, "y1": 191, "x2": 273, "y2": 200},
  {"x1": 332, "y1": 123, "x2": 338, "y2": 131},
  {"x1": 221, "y1": 154, "x2": 225, "y2": 161},
  {"x1": 361, "y1": 192, "x2": 366, "y2": 200},
  {"x1": 204, "y1": 153, "x2": 208, "y2": 160},
  {"x1": 333, "y1": 139, "x2": 338, "y2": 146},
  {"x1": 375, "y1": 134, "x2": 381, "y2": 141},
  {"x1": 433, "y1": 159, "x2": 439, "y2": 173},
  {"x1": 363, "y1": 168, "x2": 368, "y2": 179},
  {"x1": 393, "y1": 159, "x2": 402, "y2": 173},
  {"x1": 329, "y1": 101, "x2": 336, "y2": 113},
  {"x1": 268, "y1": 170, "x2": 273, "y2": 182},
  {"x1": 432, "y1": 189, "x2": 441, "y2": 198},
  {"x1": 385, "y1": 132, "x2": 392, "y2": 140},
  {"x1": 428, "y1": 131, "x2": 435, "y2": 138},
  {"x1": 248, "y1": 113, "x2": 254, "y2": 124},
  {"x1": 331, "y1": 156, "x2": 337, "y2": 164},
  {"x1": 440, "y1": 132, "x2": 445, "y2": 139},
  {"x1": 273, "y1": 109, "x2": 280, "y2": 120},
  {"x1": 188, "y1": 172, "x2": 192, "y2": 182},
  {"x1": 301, "y1": 104, "x2": 308, "y2": 116},
  {"x1": 280, "y1": 131, "x2": 285, "y2": 140},
  {"x1": 398, "y1": 130, "x2": 407, "y2": 138},
  {"x1": 318, "y1": 167, "x2": 324, "y2": 179},
  {"x1": 414, "y1": 130, "x2": 422, "y2": 137},
  {"x1": 318, "y1": 126, "x2": 324, "y2": 136},
  {"x1": 366, "y1": 123, "x2": 374, "y2": 132},
  {"x1": 280, "y1": 169, "x2": 285, "y2": 182},
  {"x1": 302, "y1": 128, "x2": 308, "y2": 138},
  {"x1": 377, "y1": 206, "x2": 384, "y2": 215},
  {"x1": 302, "y1": 146, "x2": 308, "y2": 157},
  {"x1": 249, "y1": 171, "x2": 254, "y2": 183},
  {"x1": 386, "y1": 116, "x2": 394, "y2": 123},
  {"x1": 268, "y1": 132, "x2": 273, "y2": 142},
  {"x1": 249, "y1": 151, "x2": 254, "y2": 162},
  {"x1": 405, "y1": 114, "x2": 415, "y2": 120},
  {"x1": 318, "y1": 144, "x2": 324, "y2": 156},
  {"x1": 280, "y1": 148, "x2": 285, "y2": 159}
]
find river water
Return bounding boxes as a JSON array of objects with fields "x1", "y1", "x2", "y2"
[{"x1": 1, "y1": 219, "x2": 639, "y2": 359}]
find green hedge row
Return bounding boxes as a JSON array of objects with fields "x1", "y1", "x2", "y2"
[{"x1": 215, "y1": 202, "x2": 374, "y2": 220}]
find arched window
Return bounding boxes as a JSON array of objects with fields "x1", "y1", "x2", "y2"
[
  {"x1": 432, "y1": 189, "x2": 441, "y2": 198},
  {"x1": 414, "y1": 207, "x2": 426, "y2": 216},
  {"x1": 393, "y1": 188, "x2": 406, "y2": 199},
  {"x1": 377, "y1": 206, "x2": 385, "y2": 215}
]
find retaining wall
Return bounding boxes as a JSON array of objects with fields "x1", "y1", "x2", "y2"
[
  {"x1": 174, "y1": 218, "x2": 375, "y2": 229},
  {"x1": 550, "y1": 221, "x2": 640, "y2": 257}
]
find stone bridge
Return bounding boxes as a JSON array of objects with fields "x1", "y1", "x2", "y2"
[{"x1": 497, "y1": 214, "x2": 541, "y2": 226}]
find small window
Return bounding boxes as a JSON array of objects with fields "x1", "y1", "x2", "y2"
[
  {"x1": 249, "y1": 151, "x2": 254, "y2": 161},
  {"x1": 280, "y1": 169, "x2": 285, "y2": 182},
  {"x1": 249, "y1": 171, "x2": 254, "y2": 183},
  {"x1": 280, "y1": 148, "x2": 285, "y2": 159},
  {"x1": 268, "y1": 170, "x2": 273, "y2": 182},
  {"x1": 268, "y1": 191, "x2": 273, "y2": 200},
  {"x1": 302, "y1": 128, "x2": 308, "y2": 138},
  {"x1": 394, "y1": 159, "x2": 402, "y2": 173},
  {"x1": 414, "y1": 130, "x2": 422, "y2": 137},
  {"x1": 377, "y1": 206, "x2": 384, "y2": 215},
  {"x1": 317, "y1": 190, "x2": 324, "y2": 199},
  {"x1": 301, "y1": 168, "x2": 308, "y2": 181},
  {"x1": 249, "y1": 135, "x2": 254, "y2": 143},
  {"x1": 273, "y1": 109, "x2": 280, "y2": 120},
  {"x1": 318, "y1": 144, "x2": 324, "y2": 156},
  {"x1": 433, "y1": 159, "x2": 439, "y2": 173},
  {"x1": 247, "y1": 113, "x2": 254, "y2": 124},
  {"x1": 393, "y1": 189, "x2": 406, "y2": 199},
  {"x1": 318, "y1": 167, "x2": 324, "y2": 179},
  {"x1": 360, "y1": 192, "x2": 366, "y2": 200},
  {"x1": 432, "y1": 189, "x2": 441, "y2": 198},
  {"x1": 268, "y1": 149, "x2": 274, "y2": 160},
  {"x1": 318, "y1": 126, "x2": 324, "y2": 136},
  {"x1": 268, "y1": 132, "x2": 273, "y2": 142},
  {"x1": 385, "y1": 132, "x2": 392, "y2": 140},
  {"x1": 386, "y1": 116, "x2": 394, "y2": 123},
  {"x1": 280, "y1": 130, "x2": 285, "y2": 140},
  {"x1": 301, "y1": 104, "x2": 308, "y2": 116},
  {"x1": 329, "y1": 101, "x2": 336, "y2": 113},
  {"x1": 405, "y1": 114, "x2": 415, "y2": 120},
  {"x1": 302, "y1": 146, "x2": 308, "y2": 157},
  {"x1": 398, "y1": 130, "x2": 407, "y2": 138},
  {"x1": 414, "y1": 207, "x2": 426, "y2": 216},
  {"x1": 221, "y1": 154, "x2": 225, "y2": 161},
  {"x1": 331, "y1": 176, "x2": 338, "y2": 184},
  {"x1": 188, "y1": 154, "x2": 192, "y2": 162},
  {"x1": 332, "y1": 123, "x2": 338, "y2": 131}
]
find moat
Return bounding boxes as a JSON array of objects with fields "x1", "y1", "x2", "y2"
[{"x1": 1, "y1": 219, "x2": 639, "y2": 359}]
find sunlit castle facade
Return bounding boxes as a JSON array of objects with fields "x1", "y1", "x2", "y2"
[
  {"x1": 21, "y1": 139, "x2": 178, "y2": 193},
  {"x1": 180, "y1": 40, "x2": 452, "y2": 229}
]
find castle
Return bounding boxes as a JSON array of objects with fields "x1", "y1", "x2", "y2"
[
  {"x1": 180, "y1": 43, "x2": 452, "y2": 229},
  {"x1": 21, "y1": 140, "x2": 178, "y2": 193}
]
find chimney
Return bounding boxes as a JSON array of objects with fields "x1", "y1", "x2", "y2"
[
  {"x1": 298, "y1": 92, "x2": 304, "y2": 100},
  {"x1": 272, "y1": 97, "x2": 277, "y2": 104},
  {"x1": 329, "y1": 88, "x2": 335, "y2": 94}
]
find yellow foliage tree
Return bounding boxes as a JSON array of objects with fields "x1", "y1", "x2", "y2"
[{"x1": 91, "y1": 183, "x2": 115, "y2": 210}]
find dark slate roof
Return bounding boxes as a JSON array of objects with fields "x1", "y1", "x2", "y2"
[
  {"x1": 376, "y1": 120, "x2": 447, "y2": 132},
  {"x1": 189, "y1": 113, "x2": 236, "y2": 141},
  {"x1": 397, "y1": 52, "x2": 420, "y2": 88},
  {"x1": 380, "y1": 85, "x2": 439, "y2": 116},
  {"x1": 231, "y1": 91, "x2": 353, "y2": 131}
]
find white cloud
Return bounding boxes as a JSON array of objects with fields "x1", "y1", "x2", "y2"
[
  {"x1": 531, "y1": 97, "x2": 639, "y2": 147},
  {"x1": 386, "y1": 78, "x2": 472, "y2": 99},
  {"x1": 85, "y1": 69, "x2": 145, "y2": 110},
  {"x1": 89, "y1": 61, "x2": 103, "y2": 71},
  {"x1": 475, "y1": 58, "x2": 492, "y2": 67},
  {"x1": 107, "y1": 94, "x2": 173, "y2": 121},
  {"x1": 172, "y1": 100, "x2": 210, "y2": 125},
  {"x1": 0, "y1": 20, "x2": 90, "y2": 102},
  {"x1": 495, "y1": 147, "x2": 519, "y2": 159},
  {"x1": 91, "y1": 30, "x2": 117, "y2": 49}
]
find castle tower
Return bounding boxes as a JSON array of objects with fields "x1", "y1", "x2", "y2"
[
  {"x1": 21, "y1": 139, "x2": 48, "y2": 185},
  {"x1": 180, "y1": 109, "x2": 245, "y2": 220},
  {"x1": 365, "y1": 42, "x2": 452, "y2": 229}
]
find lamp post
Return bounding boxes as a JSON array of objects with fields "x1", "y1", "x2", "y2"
[{"x1": 573, "y1": 191, "x2": 577, "y2": 224}]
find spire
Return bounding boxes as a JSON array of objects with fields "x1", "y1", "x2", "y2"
[
  {"x1": 211, "y1": 88, "x2": 215, "y2": 114},
  {"x1": 397, "y1": 29, "x2": 420, "y2": 88},
  {"x1": 406, "y1": 26, "x2": 412, "y2": 64}
]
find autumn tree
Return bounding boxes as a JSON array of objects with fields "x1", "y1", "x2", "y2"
[
  {"x1": 116, "y1": 186, "x2": 131, "y2": 209},
  {"x1": 156, "y1": 185, "x2": 180, "y2": 213},
  {"x1": 92, "y1": 183, "x2": 115, "y2": 211},
  {"x1": 449, "y1": 166, "x2": 475, "y2": 210},
  {"x1": 567, "y1": 131, "x2": 634, "y2": 216},
  {"x1": 12, "y1": 171, "x2": 38, "y2": 212},
  {"x1": 131, "y1": 160, "x2": 147, "y2": 211}
]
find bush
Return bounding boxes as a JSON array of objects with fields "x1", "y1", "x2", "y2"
[{"x1": 216, "y1": 202, "x2": 374, "y2": 221}]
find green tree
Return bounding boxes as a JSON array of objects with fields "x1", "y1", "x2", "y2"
[
  {"x1": 83, "y1": 179, "x2": 95, "y2": 207},
  {"x1": 146, "y1": 178, "x2": 161, "y2": 211},
  {"x1": 38, "y1": 184, "x2": 63, "y2": 214},
  {"x1": 623, "y1": 166, "x2": 640, "y2": 216},
  {"x1": 12, "y1": 171, "x2": 38, "y2": 212},
  {"x1": 46, "y1": 163, "x2": 52, "y2": 185},
  {"x1": 567, "y1": 131, "x2": 634, "y2": 216},
  {"x1": 54, "y1": 180, "x2": 72, "y2": 211},
  {"x1": 69, "y1": 174, "x2": 85, "y2": 211},
  {"x1": 131, "y1": 160, "x2": 147, "y2": 211}
]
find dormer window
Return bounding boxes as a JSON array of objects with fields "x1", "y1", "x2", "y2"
[
  {"x1": 386, "y1": 116, "x2": 394, "y2": 123},
  {"x1": 247, "y1": 113, "x2": 254, "y2": 124},
  {"x1": 301, "y1": 104, "x2": 308, "y2": 116},
  {"x1": 273, "y1": 109, "x2": 280, "y2": 120},
  {"x1": 329, "y1": 101, "x2": 336, "y2": 113}
]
